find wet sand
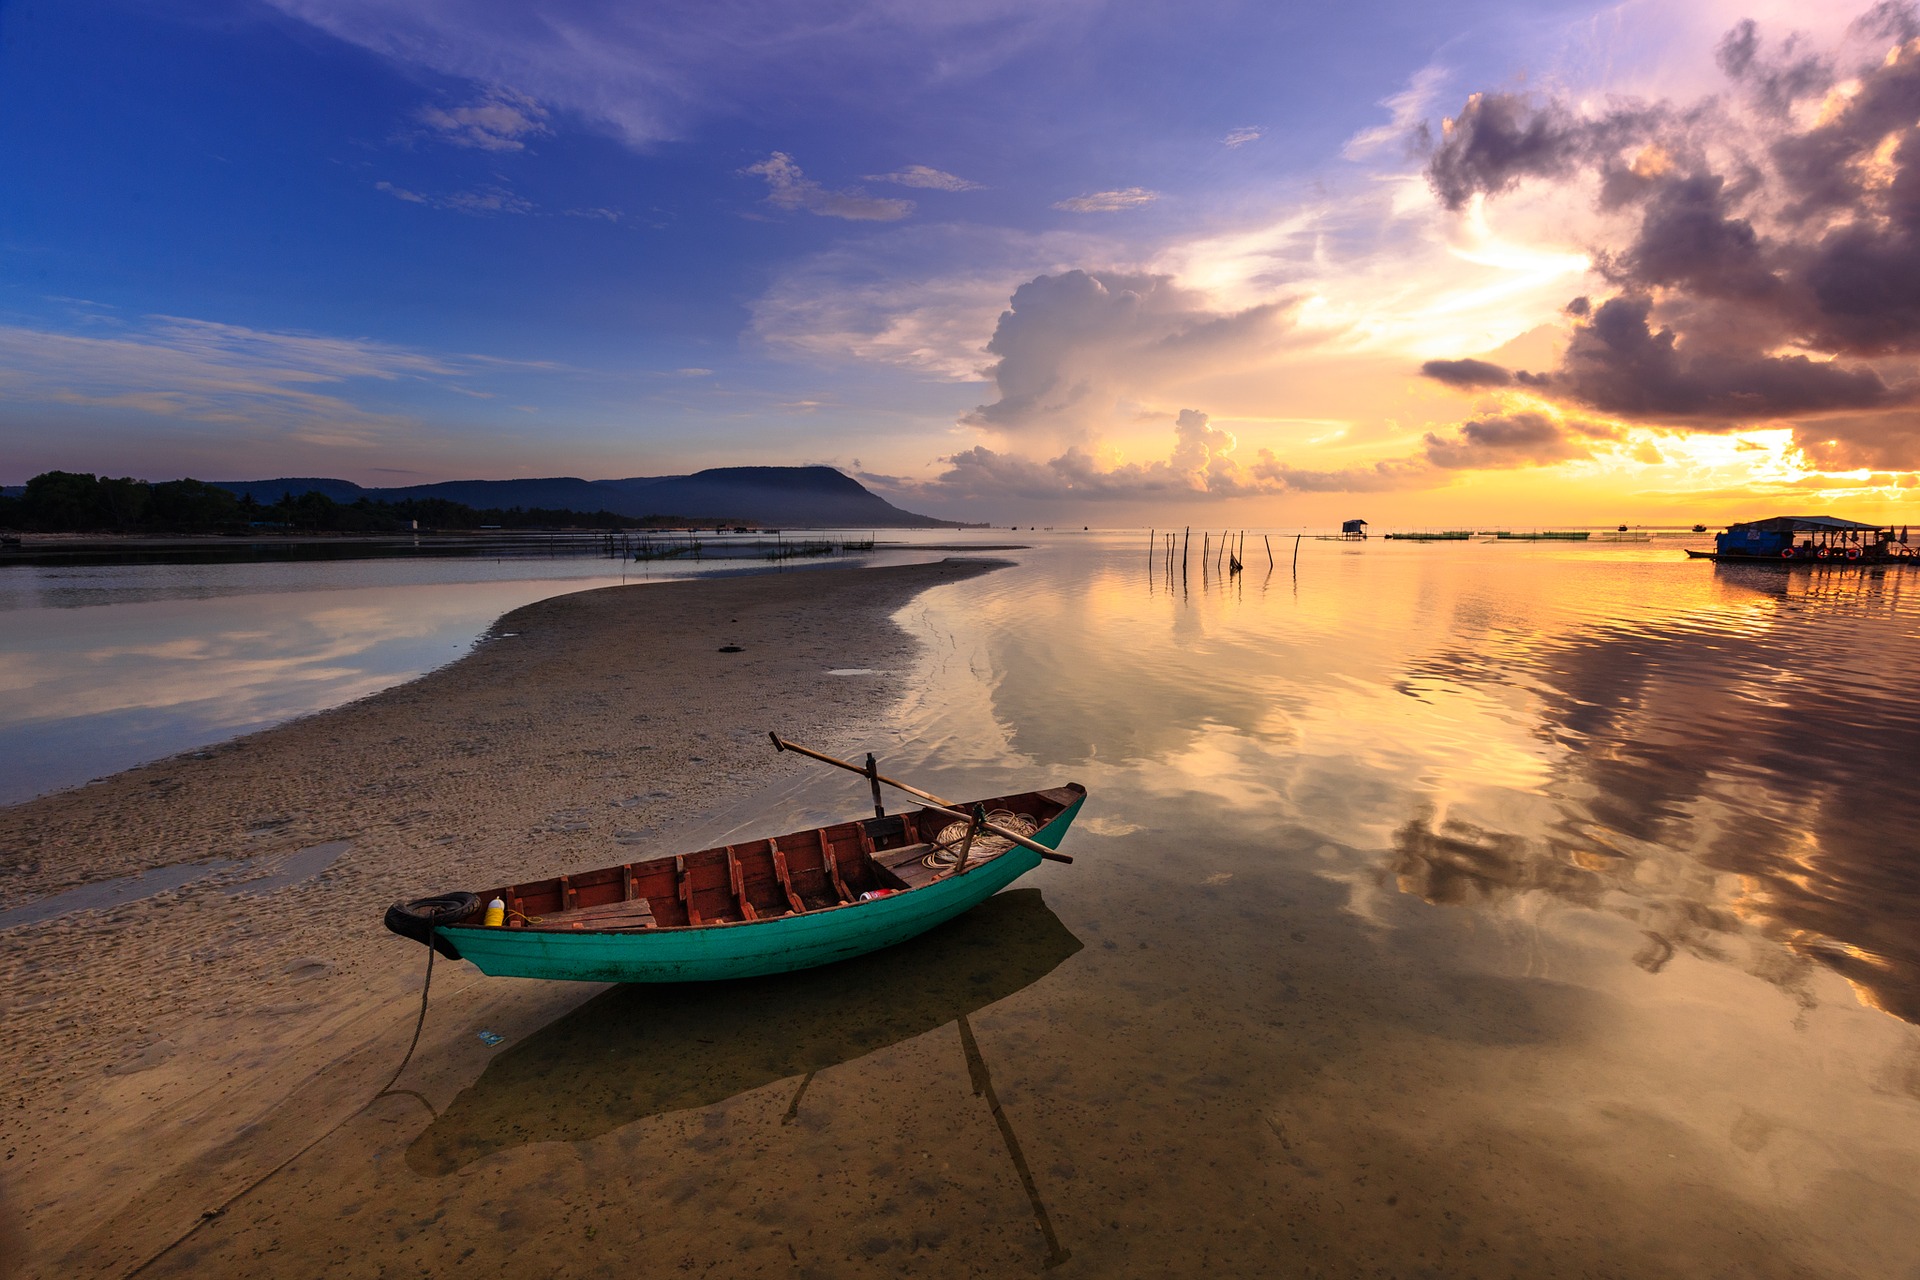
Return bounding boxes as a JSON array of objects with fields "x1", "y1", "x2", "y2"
[{"x1": 0, "y1": 558, "x2": 1002, "y2": 1277}]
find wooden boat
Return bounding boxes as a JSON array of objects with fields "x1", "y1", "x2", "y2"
[
  {"x1": 407, "y1": 888, "x2": 1082, "y2": 1175},
  {"x1": 386, "y1": 780, "x2": 1086, "y2": 982}
]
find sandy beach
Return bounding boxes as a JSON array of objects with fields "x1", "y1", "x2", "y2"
[{"x1": 0, "y1": 558, "x2": 1003, "y2": 1277}]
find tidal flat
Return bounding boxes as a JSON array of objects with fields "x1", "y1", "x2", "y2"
[{"x1": 2, "y1": 535, "x2": 1918, "y2": 1278}]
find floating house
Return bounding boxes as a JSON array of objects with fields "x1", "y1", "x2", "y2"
[
  {"x1": 1340, "y1": 518, "x2": 1367, "y2": 539},
  {"x1": 1688, "y1": 515, "x2": 1916, "y2": 564}
]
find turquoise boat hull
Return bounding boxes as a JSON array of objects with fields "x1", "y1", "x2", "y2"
[{"x1": 433, "y1": 788, "x2": 1085, "y2": 982}]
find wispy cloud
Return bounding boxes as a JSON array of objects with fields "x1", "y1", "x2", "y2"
[
  {"x1": 416, "y1": 87, "x2": 550, "y2": 151},
  {"x1": 376, "y1": 180, "x2": 532, "y2": 215},
  {"x1": 1343, "y1": 63, "x2": 1449, "y2": 160},
  {"x1": 742, "y1": 153, "x2": 914, "y2": 221},
  {"x1": 263, "y1": 0, "x2": 1102, "y2": 148},
  {"x1": 1222, "y1": 126, "x2": 1262, "y2": 148},
  {"x1": 1053, "y1": 187, "x2": 1159, "y2": 213},
  {"x1": 0, "y1": 315, "x2": 522, "y2": 446},
  {"x1": 864, "y1": 165, "x2": 983, "y2": 191}
]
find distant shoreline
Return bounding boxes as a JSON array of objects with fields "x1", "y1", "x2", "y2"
[{"x1": 0, "y1": 530, "x2": 1029, "y2": 567}]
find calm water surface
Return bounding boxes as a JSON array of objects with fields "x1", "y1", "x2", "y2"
[
  {"x1": 0, "y1": 535, "x2": 991, "y2": 804},
  {"x1": 70, "y1": 533, "x2": 1920, "y2": 1276}
]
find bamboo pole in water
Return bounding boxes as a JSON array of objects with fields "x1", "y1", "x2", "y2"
[
  {"x1": 1292, "y1": 532, "x2": 1301, "y2": 573},
  {"x1": 1264, "y1": 534, "x2": 1274, "y2": 569}
]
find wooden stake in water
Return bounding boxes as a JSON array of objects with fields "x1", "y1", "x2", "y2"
[
  {"x1": 1264, "y1": 534, "x2": 1274, "y2": 569},
  {"x1": 1293, "y1": 532, "x2": 1301, "y2": 573}
]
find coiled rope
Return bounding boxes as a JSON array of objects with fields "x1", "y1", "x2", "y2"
[{"x1": 923, "y1": 810, "x2": 1039, "y2": 869}]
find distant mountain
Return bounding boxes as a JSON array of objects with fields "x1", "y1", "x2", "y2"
[{"x1": 210, "y1": 466, "x2": 958, "y2": 528}]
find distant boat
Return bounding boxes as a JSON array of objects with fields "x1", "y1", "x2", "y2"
[
  {"x1": 1685, "y1": 515, "x2": 1916, "y2": 566},
  {"x1": 1691, "y1": 524, "x2": 1708, "y2": 533},
  {"x1": 1616, "y1": 524, "x2": 1628, "y2": 532},
  {"x1": 386, "y1": 740, "x2": 1086, "y2": 983},
  {"x1": 1495, "y1": 531, "x2": 1590, "y2": 541}
]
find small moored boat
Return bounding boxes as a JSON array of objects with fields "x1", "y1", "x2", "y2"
[{"x1": 386, "y1": 739, "x2": 1086, "y2": 983}]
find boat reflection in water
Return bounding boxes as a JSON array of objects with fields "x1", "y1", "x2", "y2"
[{"x1": 409, "y1": 889, "x2": 1081, "y2": 1176}]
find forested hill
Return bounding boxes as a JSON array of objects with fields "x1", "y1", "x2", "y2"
[
  {"x1": 206, "y1": 466, "x2": 958, "y2": 528},
  {"x1": 0, "y1": 472, "x2": 691, "y2": 534}
]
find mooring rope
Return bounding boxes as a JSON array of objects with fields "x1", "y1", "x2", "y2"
[
  {"x1": 377, "y1": 932, "x2": 437, "y2": 1095},
  {"x1": 127, "y1": 934, "x2": 441, "y2": 1277}
]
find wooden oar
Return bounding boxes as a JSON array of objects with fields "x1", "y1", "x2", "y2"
[{"x1": 768, "y1": 734, "x2": 1073, "y2": 864}]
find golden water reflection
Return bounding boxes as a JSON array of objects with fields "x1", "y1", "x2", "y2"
[
  {"x1": 1386, "y1": 564, "x2": 1920, "y2": 1021},
  {"x1": 925, "y1": 542, "x2": 1920, "y2": 1026}
]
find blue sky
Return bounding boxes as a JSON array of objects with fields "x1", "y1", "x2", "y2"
[{"x1": 5, "y1": 0, "x2": 1917, "y2": 522}]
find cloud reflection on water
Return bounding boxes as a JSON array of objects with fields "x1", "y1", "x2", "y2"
[
  {"x1": 0, "y1": 574, "x2": 628, "y2": 803},
  {"x1": 1387, "y1": 564, "x2": 1920, "y2": 1022},
  {"x1": 923, "y1": 541, "x2": 1920, "y2": 1027}
]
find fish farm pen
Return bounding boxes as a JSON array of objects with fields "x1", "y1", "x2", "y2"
[{"x1": 620, "y1": 532, "x2": 876, "y2": 563}]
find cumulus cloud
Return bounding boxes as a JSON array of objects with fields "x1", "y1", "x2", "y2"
[
  {"x1": 1419, "y1": 7, "x2": 1920, "y2": 469},
  {"x1": 864, "y1": 165, "x2": 982, "y2": 191},
  {"x1": 924, "y1": 401, "x2": 1617, "y2": 500},
  {"x1": 742, "y1": 153, "x2": 914, "y2": 221},
  {"x1": 416, "y1": 87, "x2": 549, "y2": 151},
  {"x1": 1419, "y1": 357, "x2": 1513, "y2": 388},
  {"x1": 1420, "y1": 411, "x2": 1592, "y2": 469},
  {"x1": 1053, "y1": 187, "x2": 1159, "y2": 213},
  {"x1": 932, "y1": 409, "x2": 1290, "y2": 500},
  {"x1": 965, "y1": 269, "x2": 1296, "y2": 443},
  {"x1": 747, "y1": 225, "x2": 1118, "y2": 379}
]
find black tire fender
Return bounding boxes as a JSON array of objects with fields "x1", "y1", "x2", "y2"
[{"x1": 385, "y1": 892, "x2": 481, "y2": 959}]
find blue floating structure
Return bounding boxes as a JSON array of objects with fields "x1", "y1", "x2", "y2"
[{"x1": 1686, "y1": 515, "x2": 1916, "y2": 565}]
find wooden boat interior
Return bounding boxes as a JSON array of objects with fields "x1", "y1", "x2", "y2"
[{"x1": 485, "y1": 786, "x2": 1081, "y2": 933}]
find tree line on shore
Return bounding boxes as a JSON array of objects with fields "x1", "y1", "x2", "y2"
[{"x1": 0, "y1": 471, "x2": 723, "y2": 534}]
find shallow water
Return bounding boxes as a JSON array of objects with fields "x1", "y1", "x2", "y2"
[
  {"x1": 67, "y1": 534, "x2": 1920, "y2": 1276},
  {"x1": 0, "y1": 535, "x2": 996, "y2": 804}
]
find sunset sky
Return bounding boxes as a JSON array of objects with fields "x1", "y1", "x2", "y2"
[{"x1": 5, "y1": 0, "x2": 1920, "y2": 524}]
